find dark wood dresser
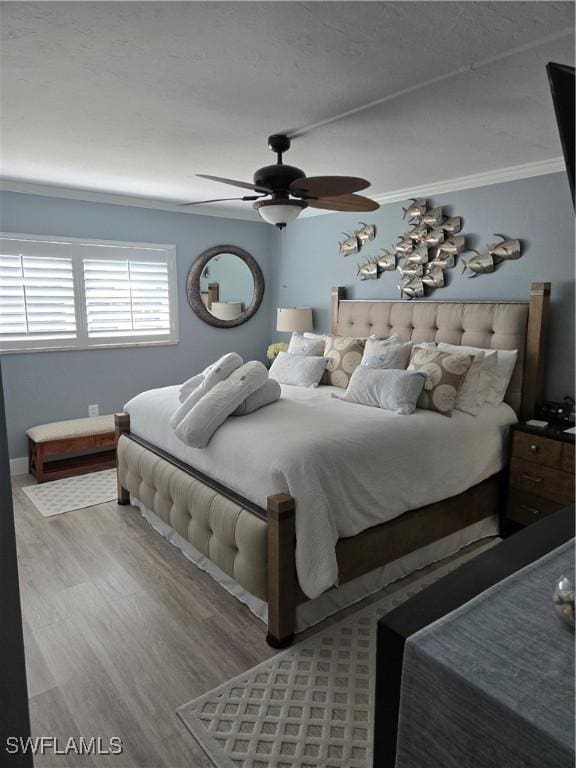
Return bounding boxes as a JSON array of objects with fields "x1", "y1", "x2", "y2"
[{"x1": 506, "y1": 422, "x2": 575, "y2": 531}]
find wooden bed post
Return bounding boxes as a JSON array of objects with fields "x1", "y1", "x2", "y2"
[
  {"x1": 114, "y1": 413, "x2": 131, "y2": 505},
  {"x1": 331, "y1": 286, "x2": 347, "y2": 335},
  {"x1": 266, "y1": 493, "x2": 296, "y2": 648},
  {"x1": 521, "y1": 282, "x2": 551, "y2": 421}
]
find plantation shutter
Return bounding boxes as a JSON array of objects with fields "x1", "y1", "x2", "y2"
[
  {"x1": 0, "y1": 238, "x2": 77, "y2": 347},
  {"x1": 82, "y1": 256, "x2": 171, "y2": 339}
]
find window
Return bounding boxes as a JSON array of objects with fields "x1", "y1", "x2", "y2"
[{"x1": 0, "y1": 234, "x2": 178, "y2": 352}]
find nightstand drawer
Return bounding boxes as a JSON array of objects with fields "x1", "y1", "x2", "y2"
[
  {"x1": 510, "y1": 457, "x2": 575, "y2": 505},
  {"x1": 561, "y1": 443, "x2": 575, "y2": 474},
  {"x1": 507, "y1": 490, "x2": 563, "y2": 527},
  {"x1": 512, "y1": 431, "x2": 562, "y2": 468}
]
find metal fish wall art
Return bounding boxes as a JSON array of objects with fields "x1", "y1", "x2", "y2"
[
  {"x1": 399, "y1": 277, "x2": 425, "y2": 299},
  {"x1": 461, "y1": 250, "x2": 495, "y2": 277},
  {"x1": 339, "y1": 232, "x2": 360, "y2": 257},
  {"x1": 422, "y1": 265, "x2": 445, "y2": 288},
  {"x1": 393, "y1": 237, "x2": 414, "y2": 255},
  {"x1": 430, "y1": 252, "x2": 455, "y2": 270},
  {"x1": 356, "y1": 257, "x2": 379, "y2": 280},
  {"x1": 407, "y1": 222, "x2": 429, "y2": 242},
  {"x1": 404, "y1": 244, "x2": 429, "y2": 265},
  {"x1": 422, "y1": 206, "x2": 443, "y2": 227},
  {"x1": 398, "y1": 263, "x2": 424, "y2": 279},
  {"x1": 354, "y1": 222, "x2": 377, "y2": 246},
  {"x1": 423, "y1": 228, "x2": 445, "y2": 247},
  {"x1": 488, "y1": 234, "x2": 521, "y2": 261},
  {"x1": 402, "y1": 198, "x2": 427, "y2": 222},
  {"x1": 440, "y1": 216, "x2": 462, "y2": 234},
  {"x1": 376, "y1": 249, "x2": 396, "y2": 271},
  {"x1": 437, "y1": 235, "x2": 466, "y2": 255}
]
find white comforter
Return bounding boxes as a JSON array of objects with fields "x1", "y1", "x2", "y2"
[{"x1": 124, "y1": 384, "x2": 516, "y2": 599}]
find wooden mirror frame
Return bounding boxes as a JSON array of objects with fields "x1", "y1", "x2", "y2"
[{"x1": 186, "y1": 245, "x2": 265, "y2": 328}]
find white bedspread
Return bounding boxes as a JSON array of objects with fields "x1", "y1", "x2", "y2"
[{"x1": 124, "y1": 384, "x2": 516, "y2": 599}]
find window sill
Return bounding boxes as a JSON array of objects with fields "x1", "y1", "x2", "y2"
[{"x1": 0, "y1": 339, "x2": 179, "y2": 355}]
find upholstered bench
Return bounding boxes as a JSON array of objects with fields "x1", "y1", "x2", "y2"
[{"x1": 27, "y1": 415, "x2": 116, "y2": 483}]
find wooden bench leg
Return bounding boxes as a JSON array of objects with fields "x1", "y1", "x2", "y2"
[
  {"x1": 114, "y1": 413, "x2": 131, "y2": 505},
  {"x1": 266, "y1": 493, "x2": 296, "y2": 648}
]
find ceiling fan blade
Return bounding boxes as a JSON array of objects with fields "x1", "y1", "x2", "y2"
[
  {"x1": 179, "y1": 195, "x2": 265, "y2": 207},
  {"x1": 197, "y1": 174, "x2": 272, "y2": 194},
  {"x1": 307, "y1": 194, "x2": 379, "y2": 212},
  {"x1": 290, "y1": 176, "x2": 370, "y2": 197}
]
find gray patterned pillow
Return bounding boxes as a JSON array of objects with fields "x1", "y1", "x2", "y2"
[
  {"x1": 408, "y1": 348, "x2": 473, "y2": 416},
  {"x1": 322, "y1": 335, "x2": 366, "y2": 388},
  {"x1": 287, "y1": 332, "x2": 326, "y2": 357}
]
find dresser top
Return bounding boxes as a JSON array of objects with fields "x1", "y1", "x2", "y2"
[{"x1": 513, "y1": 421, "x2": 575, "y2": 445}]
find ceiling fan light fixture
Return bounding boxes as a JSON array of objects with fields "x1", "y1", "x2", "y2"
[{"x1": 254, "y1": 198, "x2": 308, "y2": 229}]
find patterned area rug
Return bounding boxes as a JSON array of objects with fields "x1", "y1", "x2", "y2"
[
  {"x1": 22, "y1": 469, "x2": 117, "y2": 517},
  {"x1": 177, "y1": 541, "x2": 495, "y2": 768}
]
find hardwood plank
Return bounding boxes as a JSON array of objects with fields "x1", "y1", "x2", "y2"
[{"x1": 12, "y1": 473, "x2": 274, "y2": 767}]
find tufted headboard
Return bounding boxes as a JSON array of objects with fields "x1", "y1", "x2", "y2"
[{"x1": 331, "y1": 283, "x2": 550, "y2": 418}]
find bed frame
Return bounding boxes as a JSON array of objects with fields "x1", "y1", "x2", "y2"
[{"x1": 115, "y1": 282, "x2": 550, "y2": 648}]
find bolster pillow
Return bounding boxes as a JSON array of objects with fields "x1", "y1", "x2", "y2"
[
  {"x1": 178, "y1": 352, "x2": 243, "y2": 404},
  {"x1": 174, "y1": 361, "x2": 269, "y2": 448},
  {"x1": 232, "y1": 378, "x2": 281, "y2": 416},
  {"x1": 171, "y1": 352, "x2": 244, "y2": 428}
]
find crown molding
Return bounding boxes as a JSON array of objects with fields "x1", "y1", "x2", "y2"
[
  {"x1": 0, "y1": 179, "x2": 263, "y2": 223},
  {"x1": 1, "y1": 157, "x2": 565, "y2": 222},
  {"x1": 301, "y1": 157, "x2": 566, "y2": 217}
]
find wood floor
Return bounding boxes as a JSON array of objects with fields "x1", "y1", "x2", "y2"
[{"x1": 12, "y1": 474, "x2": 274, "y2": 767}]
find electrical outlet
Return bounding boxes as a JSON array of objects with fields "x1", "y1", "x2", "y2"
[{"x1": 88, "y1": 404, "x2": 99, "y2": 417}]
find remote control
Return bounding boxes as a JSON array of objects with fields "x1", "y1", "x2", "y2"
[{"x1": 525, "y1": 419, "x2": 549, "y2": 429}]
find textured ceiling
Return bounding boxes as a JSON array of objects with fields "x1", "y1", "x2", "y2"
[{"x1": 1, "y1": 1, "x2": 574, "y2": 219}]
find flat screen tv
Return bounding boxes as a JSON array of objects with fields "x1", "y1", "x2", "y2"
[{"x1": 547, "y1": 62, "x2": 575, "y2": 207}]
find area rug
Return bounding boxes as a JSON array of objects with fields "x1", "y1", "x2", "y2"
[
  {"x1": 22, "y1": 469, "x2": 117, "y2": 517},
  {"x1": 177, "y1": 541, "x2": 495, "y2": 768}
]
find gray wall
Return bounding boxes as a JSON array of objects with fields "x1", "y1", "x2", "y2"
[
  {"x1": 270, "y1": 172, "x2": 575, "y2": 403},
  {"x1": 0, "y1": 192, "x2": 272, "y2": 458}
]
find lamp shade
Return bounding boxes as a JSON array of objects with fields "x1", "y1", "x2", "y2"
[{"x1": 276, "y1": 307, "x2": 313, "y2": 333}]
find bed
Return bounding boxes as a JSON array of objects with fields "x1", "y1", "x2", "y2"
[{"x1": 115, "y1": 282, "x2": 550, "y2": 647}]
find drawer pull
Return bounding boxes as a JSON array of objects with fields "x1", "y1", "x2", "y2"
[
  {"x1": 520, "y1": 504, "x2": 541, "y2": 516},
  {"x1": 529, "y1": 444, "x2": 539, "y2": 453},
  {"x1": 521, "y1": 473, "x2": 543, "y2": 484}
]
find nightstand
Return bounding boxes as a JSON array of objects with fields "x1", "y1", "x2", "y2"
[{"x1": 505, "y1": 422, "x2": 575, "y2": 532}]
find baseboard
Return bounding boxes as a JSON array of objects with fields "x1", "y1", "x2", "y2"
[{"x1": 10, "y1": 457, "x2": 28, "y2": 476}]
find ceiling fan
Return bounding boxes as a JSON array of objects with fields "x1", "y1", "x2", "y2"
[{"x1": 181, "y1": 134, "x2": 379, "y2": 228}]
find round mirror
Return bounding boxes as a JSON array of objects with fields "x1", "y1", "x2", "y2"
[{"x1": 186, "y1": 245, "x2": 265, "y2": 327}]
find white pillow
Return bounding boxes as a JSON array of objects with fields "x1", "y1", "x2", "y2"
[
  {"x1": 172, "y1": 353, "x2": 243, "y2": 427},
  {"x1": 174, "y1": 362, "x2": 268, "y2": 448},
  {"x1": 232, "y1": 378, "x2": 281, "y2": 416},
  {"x1": 178, "y1": 352, "x2": 243, "y2": 404},
  {"x1": 336, "y1": 367, "x2": 427, "y2": 415},
  {"x1": 438, "y1": 342, "x2": 517, "y2": 407},
  {"x1": 361, "y1": 341, "x2": 412, "y2": 371},
  {"x1": 361, "y1": 335, "x2": 403, "y2": 360},
  {"x1": 269, "y1": 351, "x2": 327, "y2": 387},
  {"x1": 287, "y1": 332, "x2": 326, "y2": 357}
]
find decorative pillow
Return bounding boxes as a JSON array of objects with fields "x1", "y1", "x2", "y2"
[
  {"x1": 337, "y1": 367, "x2": 426, "y2": 415},
  {"x1": 437, "y1": 343, "x2": 498, "y2": 415},
  {"x1": 438, "y1": 342, "x2": 517, "y2": 407},
  {"x1": 269, "y1": 351, "x2": 327, "y2": 387},
  {"x1": 174, "y1": 362, "x2": 269, "y2": 448},
  {"x1": 178, "y1": 352, "x2": 244, "y2": 404},
  {"x1": 232, "y1": 378, "x2": 281, "y2": 416},
  {"x1": 361, "y1": 335, "x2": 403, "y2": 361},
  {"x1": 322, "y1": 335, "x2": 366, "y2": 388},
  {"x1": 408, "y1": 348, "x2": 473, "y2": 416},
  {"x1": 362, "y1": 341, "x2": 412, "y2": 371},
  {"x1": 288, "y1": 332, "x2": 326, "y2": 357}
]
